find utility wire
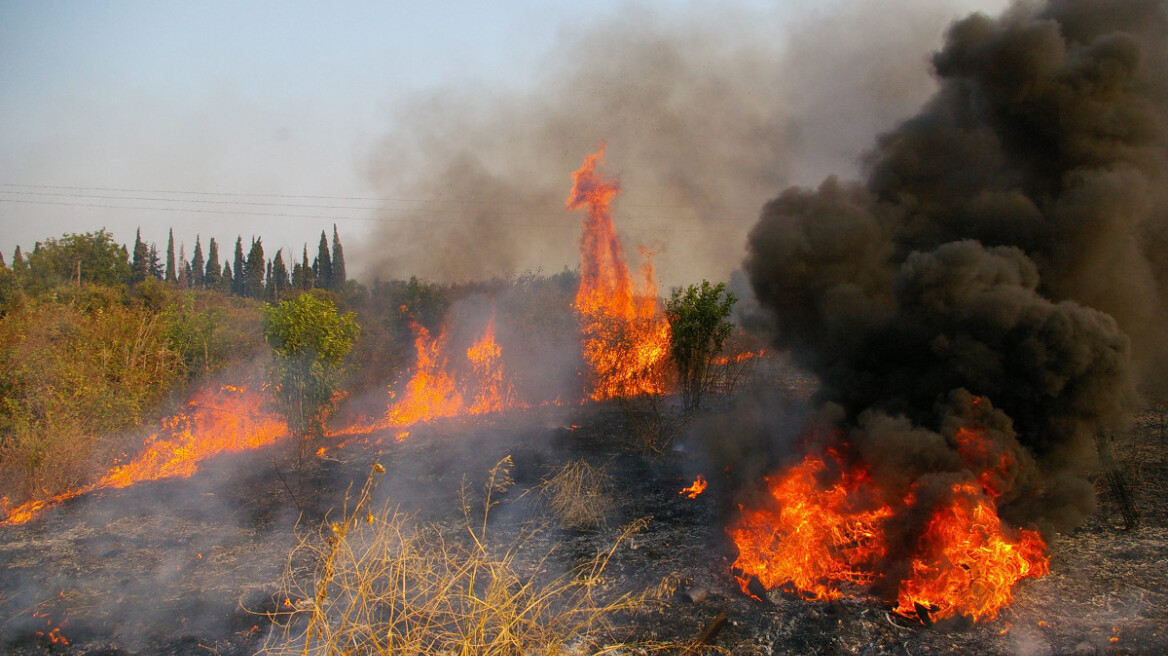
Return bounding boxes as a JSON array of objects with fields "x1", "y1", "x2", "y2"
[
  {"x1": 0, "y1": 182, "x2": 698, "y2": 210},
  {"x1": 0, "y1": 196, "x2": 741, "y2": 233}
]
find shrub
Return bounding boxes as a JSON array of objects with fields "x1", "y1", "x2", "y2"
[
  {"x1": 665, "y1": 281, "x2": 736, "y2": 413},
  {"x1": 262, "y1": 293, "x2": 360, "y2": 452},
  {"x1": 264, "y1": 460, "x2": 671, "y2": 656}
]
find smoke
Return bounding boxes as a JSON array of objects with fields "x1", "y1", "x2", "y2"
[
  {"x1": 357, "y1": 0, "x2": 1010, "y2": 287},
  {"x1": 745, "y1": 0, "x2": 1167, "y2": 532}
]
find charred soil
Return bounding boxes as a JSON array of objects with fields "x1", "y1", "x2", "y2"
[{"x1": 1, "y1": 370, "x2": 1165, "y2": 655}]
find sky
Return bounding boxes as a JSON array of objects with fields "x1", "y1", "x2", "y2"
[{"x1": 0, "y1": 0, "x2": 1011, "y2": 282}]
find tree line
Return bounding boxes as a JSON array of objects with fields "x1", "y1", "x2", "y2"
[{"x1": 2, "y1": 224, "x2": 348, "y2": 300}]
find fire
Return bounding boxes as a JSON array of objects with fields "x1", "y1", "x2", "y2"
[
  {"x1": 466, "y1": 312, "x2": 517, "y2": 415},
  {"x1": 2, "y1": 385, "x2": 287, "y2": 525},
  {"x1": 729, "y1": 408, "x2": 1049, "y2": 623},
  {"x1": 680, "y1": 474, "x2": 708, "y2": 499},
  {"x1": 339, "y1": 312, "x2": 523, "y2": 441},
  {"x1": 729, "y1": 453, "x2": 892, "y2": 601},
  {"x1": 566, "y1": 144, "x2": 672, "y2": 400},
  {"x1": 711, "y1": 349, "x2": 767, "y2": 366},
  {"x1": 98, "y1": 385, "x2": 287, "y2": 489},
  {"x1": 384, "y1": 320, "x2": 464, "y2": 431},
  {"x1": 894, "y1": 481, "x2": 1049, "y2": 623}
]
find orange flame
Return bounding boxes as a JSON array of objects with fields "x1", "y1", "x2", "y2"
[
  {"x1": 566, "y1": 144, "x2": 672, "y2": 400},
  {"x1": 711, "y1": 349, "x2": 767, "y2": 366},
  {"x1": 338, "y1": 313, "x2": 523, "y2": 441},
  {"x1": 384, "y1": 321, "x2": 464, "y2": 431},
  {"x1": 728, "y1": 416, "x2": 1049, "y2": 623},
  {"x1": 894, "y1": 481, "x2": 1049, "y2": 623},
  {"x1": 3, "y1": 385, "x2": 287, "y2": 525},
  {"x1": 680, "y1": 474, "x2": 708, "y2": 499},
  {"x1": 729, "y1": 453, "x2": 892, "y2": 601},
  {"x1": 466, "y1": 312, "x2": 517, "y2": 415}
]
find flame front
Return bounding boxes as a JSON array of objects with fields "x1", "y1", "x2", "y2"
[
  {"x1": 340, "y1": 313, "x2": 523, "y2": 441},
  {"x1": 566, "y1": 144, "x2": 672, "y2": 400},
  {"x1": 384, "y1": 321, "x2": 464, "y2": 432},
  {"x1": 3, "y1": 385, "x2": 287, "y2": 525},
  {"x1": 729, "y1": 414, "x2": 1049, "y2": 623}
]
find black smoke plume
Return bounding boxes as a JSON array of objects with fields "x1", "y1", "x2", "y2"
[{"x1": 746, "y1": 0, "x2": 1167, "y2": 532}]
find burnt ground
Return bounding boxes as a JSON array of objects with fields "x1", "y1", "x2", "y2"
[{"x1": 1, "y1": 365, "x2": 1166, "y2": 655}]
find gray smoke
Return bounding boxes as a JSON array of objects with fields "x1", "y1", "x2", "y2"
[
  {"x1": 746, "y1": 0, "x2": 1166, "y2": 531},
  {"x1": 357, "y1": 0, "x2": 1006, "y2": 287}
]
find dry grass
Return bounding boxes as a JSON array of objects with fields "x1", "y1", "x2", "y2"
[
  {"x1": 539, "y1": 459, "x2": 615, "y2": 530},
  {"x1": 262, "y1": 459, "x2": 686, "y2": 656}
]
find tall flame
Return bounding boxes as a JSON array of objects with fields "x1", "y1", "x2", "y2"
[
  {"x1": 729, "y1": 410, "x2": 1049, "y2": 623},
  {"x1": 2, "y1": 385, "x2": 287, "y2": 525},
  {"x1": 466, "y1": 312, "x2": 516, "y2": 415},
  {"x1": 384, "y1": 320, "x2": 464, "y2": 433},
  {"x1": 566, "y1": 144, "x2": 671, "y2": 400}
]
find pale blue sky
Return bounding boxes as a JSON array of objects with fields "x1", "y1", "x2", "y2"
[{"x1": 0, "y1": 0, "x2": 1009, "y2": 280}]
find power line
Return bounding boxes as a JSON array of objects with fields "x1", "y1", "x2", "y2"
[
  {"x1": 0, "y1": 196, "x2": 743, "y2": 234},
  {"x1": 0, "y1": 182, "x2": 699, "y2": 210}
]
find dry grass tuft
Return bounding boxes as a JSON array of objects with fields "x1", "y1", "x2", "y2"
[
  {"x1": 262, "y1": 459, "x2": 685, "y2": 656},
  {"x1": 539, "y1": 459, "x2": 615, "y2": 530}
]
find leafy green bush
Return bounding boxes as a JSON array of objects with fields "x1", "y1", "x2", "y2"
[
  {"x1": 262, "y1": 293, "x2": 360, "y2": 450},
  {"x1": 665, "y1": 280, "x2": 736, "y2": 413}
]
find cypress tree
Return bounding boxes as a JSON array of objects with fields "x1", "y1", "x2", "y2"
[
  {"x1": 302, "y1": 245, "x2": 315, "y2": 290},
  {"x1": 205, "y1": 237, "x2": 221, "y2": 287},
  {"x1": 232, "y1": 236, "x2": 245, "y2": 296},
  {"x1": 271, "y1": 249, "x2": 290, "y2": 298},
  {"x1": 191, "y1": 236, "x2": 205, "y2": 288},
  {"x1": 131, "y1": 228, "x2": 150, "y2": 283},
  {"x1": 177, "y1": 243, "x2": 189, "y2": 288},
  {"x1": 11, "y1": 246, "x2": 29, "y2": 286},
  {"x1": 148, "y1": 243, "x2": 163, "y2": 279},
  {"x1": 315, "y1": 230, "x2": 332, "y2": 289},
  {"x1": 0, "y1": 251, "x2": 5, "y2": 268},
  {"x1": 245, "y1": 237, "x2": 265, "y2": 299},
  {"x1": 221, "y1": 261, "x2": 233, "y2": 293},
  {"x1": 165, "y1": 228, "x2": 177, "y2": 283},
  {"x1": 331, "y1": 224, "x2": 346, "y2": 290}
]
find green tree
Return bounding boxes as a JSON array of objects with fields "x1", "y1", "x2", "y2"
[
  {"x1": 232, "y1": 236, "x2": 246, "y2": 296},
  {"x1": 191, "y1": 236, "x2": 205, "y2": 288},
  {"x1": 165, "y1": 228, "x2": 177, "y2": 284},
  {"x1": 131, "y1": 229, "x2": 150, "y2": 283},
  {"x1": 148, "y1": 243, "x2": 163, "y2": 279},
  {"x1": 221, "y1": 262, "x2": 233, "y2": 294},
  {"x1": 262, "y1": 293, "x2": 359, "y2": 451},
  {"x1": 314, "y1": 230, "x2": 332, "y2": 289},
  {"x1": 24, "y1": 229, "x2": 131, "y2": 291},
  {"x1": 665, "y1": 280, "x2": 736, "y2": 413},
  {"x1": 300, "y1": 245, "x2": 315, "y2": 290},
  {"x1": 245, "y1": 237, "x2": 265, "y2": 299},
  {"x1": 270, "y1": 249, "x2": 290, "y2": 298},
  {"x1": 204, "y1": 237, "x2": 221, "y2": 287},
  {"x1": 331, "y1": 224, "x2": 346, "y2": 290}
]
